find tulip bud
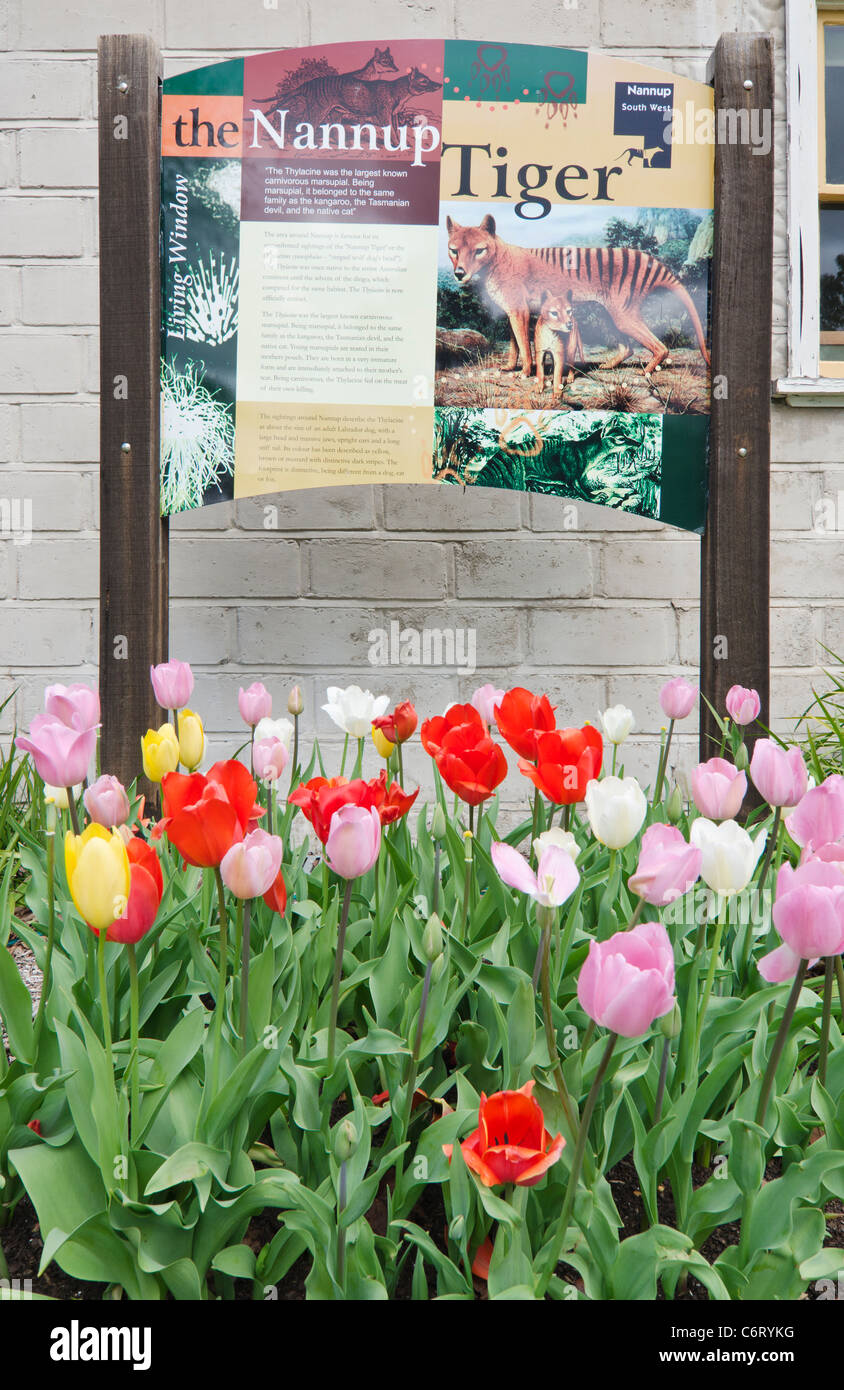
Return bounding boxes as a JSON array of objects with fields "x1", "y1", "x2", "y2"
[
  {"x1": 371, "y1": 722, "x2": 395, "y2": 760},
  {"x1": 449, "y1": 1214, "x2": 465, "y2": 1243},
  {"x1": 734, "y1": 741, "x2": 749, "y2": 772},
  {"x1": 430, "y1": 952, "x2": 446, "y2": 984},
  {"x1": 665, "y1": 784, "x2": 683, "y2": 824},
  {"x1": 177, "y1": 708, "x2": 205, "y2": 772},
  {"x1": 334, "y1": 1118, "x2": 358, "y2": 1164},
  {"x1": 422, "y1": 912, "x2": 443, "y2": 962},
  {"x1": 430, "y1": 804, "x2": 447, "y2": 840},
  {"x1": 659, "y1": 1001, "x2": 682, "y2": 1039},
  {"x1": 288, "y1": 685, "x2": 304, "y2": 717}
]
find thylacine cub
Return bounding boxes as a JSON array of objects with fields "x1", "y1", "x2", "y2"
[
  {"x1": 257, "y1": 47, "x2": 398, "y2": 127},
  {"x1": 446, "y1": 214, "x2": 710, "y2": 378},
  {"x1": 285, "y1": 64, "x2": 441, "y2": 138},
  {"x1": 534, "y1": 290, "x2": 583, "y2": 398}
]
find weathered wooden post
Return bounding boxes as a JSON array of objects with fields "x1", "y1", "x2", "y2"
[
  {"x1": 98, "y1": 34, "x2": 168, "y2": 789},
  {"x1": 700, "y1": 34, "x2": 774, "y2": 762}
]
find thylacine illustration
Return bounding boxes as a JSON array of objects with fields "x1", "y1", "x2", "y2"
[
  {"x1": 301, "y1": 66, "x2": 442, "y2": 138},
  {"x1": 256, "y1": 47, "x2": 399, "y2": 126},
  {"x1": 534, "y1": 289, "x2": 583, "y2": 398},
  {"x1": 445, "y1": 213, "x2": 709, "y2": 378}
]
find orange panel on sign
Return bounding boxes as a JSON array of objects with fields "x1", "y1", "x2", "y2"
[{"x1": 161, "y1": 95, "x2": 244, "y2": 158}]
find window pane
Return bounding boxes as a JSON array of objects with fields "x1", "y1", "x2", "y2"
[
  {"x1": 821, "y1": 206, "x2": 844, "y2": 358},
  {"x1": 825, "y1": 25, "x2": 844, "y2": 184}
]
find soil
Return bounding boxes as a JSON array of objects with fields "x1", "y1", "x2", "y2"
[{"x1": 434, "y1": 345, "x2": 709, "y2": 415}]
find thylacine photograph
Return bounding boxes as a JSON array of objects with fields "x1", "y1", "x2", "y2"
[{"x1": 436, "y1": 203, "x2": 712, "y2": 415}]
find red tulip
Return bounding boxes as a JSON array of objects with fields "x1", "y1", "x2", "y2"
[
  {"x1": 493, "y1": 686, "x2": 556, "y2": 760},
  {"x1": 262, "y1": 865, "x2": 288, "y2": 916},
  {"x1": 433, "y1": 723, "x2": 508, "y2": 807},
  {"x1": 368, "y1": 769, "x2": 419, "y2": 825},
  {"x1": 519, "y1": 725, "x2": 603, "y2": 805},
  {"x1": 156, "y1": 760, "x2": 263, "y2": 867},
  {"x1": 373, "y1": 700, "x2": 418, "y2": 745},
  {"x1": 103, "y1": 837, "x2": 163, "y2": 944},
  {"x1": 443, "y1": 1081, "x2": 564, "y2": 1187},
  {"x1": 288, "y1": 775, "x2": 373, "y2": 844},
  {"x1": 420, "y1": 703, "x2": 485, "y2": 756}
]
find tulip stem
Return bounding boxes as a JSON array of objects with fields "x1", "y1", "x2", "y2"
[
  {"x1": 400, "y1": 959, "x2": 433, "y2": 1146},
  {"x1": 652, "y1": 720, "x2": 674, "y2": 804},
  {"x1": 654, "y1": 1036, "x2": 671, "y2": 1126},
  {"x1": 97, "y1": 927, "x2": 114, "y2": 1078},
  {"x1": 327, "y1": 879, "x2": 353, "y2": 1073},
  {"x1": 64, "y1": 787, "x2": 81, "y2": 835},
  {"x1": 836, "y1": 954, "x2": 844, "y2": 1027},
  {"x1": 691, "y1": 900, "x2": 728, "y2": 1065},
  {"x1": 458, "y1": 832, "x2": 473, "y2": 942},
  {"x1": 33, "y1": 816, "x2": 56, "y2": 1054},
  {"x1": 234, "y1": 897, "x2": 243, "y2": 969},
  {"x1": 755, "y1": 961, "x2": 808, "y2": 1126},
  {"x1": 340, "y1": 733, "x2": 349, "y2": 777},
  {"x1": 819, "y1": 956, "x2": 834, "y2": 1089},
  {"x1": 538, "y1": 910, "x2": 581, "y2": 1160},
  {"x1": 336, "y1": 1159, "x2": 347, "y2": 1293},
  {"x1": 536, "y1": 1031, "x2": 618, "y2": 1298},
  {"x1": 292, "y1": 712, "x2": 299, "y2": 786},
  {"x1": 625, "y1": 897, "x2": 645, "y2": 932},
  {"x1": 211, "y1": 867, "x2": 229, "y2": 1095},
  {"x1": 754, "y1": 806, "x2": 781, "y2": 907},
  {"x1": 128, "y1": 943, "x2": 140, "y2": 1142},
  {"x1": 432, "y1": 841, "x2": 441, "y2": 917},
  {"x1": 239, "y1": 899, "x2": 252, "y2": 1058}
]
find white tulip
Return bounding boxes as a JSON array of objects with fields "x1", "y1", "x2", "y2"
[
  {"x1": 322, "y1": 685, "x2": 389, "y2": 740},
  {"x1": 585, "y1": 776, "x2": 647, "y2": 849},
  {"x1": 533, "y1": 827, "x2": 579, "y2": 862},
  {"x1": 599, "y1": 704, "x2": 635, "y2": 745},
  {"x1": 689, "y1": 817, "x2": 767, "y2": 895},
  {"x1": 253, "y1": 716, "x2": 294, "y2": 750}
]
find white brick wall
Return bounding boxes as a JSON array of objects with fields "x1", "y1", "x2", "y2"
[{"x1": 3, "y1": 0, "x2": 836, "y2": 809}]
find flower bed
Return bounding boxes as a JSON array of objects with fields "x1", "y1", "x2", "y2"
[{"x1": 1, "y1": 669, "x2": 843, "y2": 1302}]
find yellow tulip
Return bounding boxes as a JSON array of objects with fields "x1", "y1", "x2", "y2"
[
  {"x1": 142, "y1": 723, "x2": 180, "y2": 782},
  {"x1": 178, "y1": 707, "x2": 205, "y2": 772},
  {"x1": 65, "y1": 824, "x2": 130, "y2": 932},
  {"x1": 371, "y1": 723, "x2": 395, "y2": 760}
]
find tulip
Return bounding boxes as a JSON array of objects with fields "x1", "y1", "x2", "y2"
[
  {"x1": 17, "y1": 715, "x2": 96, "y2": 789},
  {"x1": 420, "y1": 703, "x2": 485, "y2": 755},
  {"x1": 785, "y1": 775, "x2": 844, "y2": 855},
  {"x1": 659, "y1": 677, "x2": 698, "y2": 720},
  {"x1": 238, "y1": 682, "x2": 272, "y2": 727},
  {"x1": 287, "y1": 685, "x2": 304, "y2": 717},
  {"x1": 443, "y1": 1081, "x2": 564, "y2": 1188},
  {"x1": 105, "y1": 837, "x2": 163, "y2": 944},
  {"x1": 253, "y1": 715, "x2": 294, "y2": 750},
  {"x1": 585, "y1": 775, "x2": 647, "y2": 849},
  {"x1": 392, "y1": 700, "x2": 418, "y2": 743},
  {"x1": 367, "y1": 770, "x2": 419, "y2": 826},
  {"x1": 156, "y1": 760, "x2": 263, "y2": 867},
  {"x1": 325, "y1": 804, "x2": 382, "y2": 879},
  {"x1": 65, "y1": 824, "x2": 131, "y2": 933},
  {"x1": 628, "y1": 824, "x2": 702, "y2": 906},
  {"x1": 221, "y1": 828, "x2": 284, "y2": 899},
  {"x1": 725, "y1": 684, "x2": 760, "y2": 725},
  {"x1": 322, "y1": 685, "x2": 389, "y2": 740},
  {"x1": 141, "y1": 723, "x2": 180, "y2": 783},
  {"x1": 577, "y1": 921, "x2": 676, "y2": 1037},
  {"x1": 431, "y1": 722, "x2": 508, "y2": 807},
  {"x1": 177, "y1": 708, "x2": 205, "y2": 772},
  {"x1": 44, "y1": 682, "x2": 100, "y2": 732},
  {"x1": 757, "y1": 859, "x2": 844, "y2": 983},
  {"x1": 691, "y1": 757, "x2": 747, "y2": 821},
  {"x1": 83, "y1": 774, "x2": 130, "y2": 829},
  {"x1": 253, "y1": 736, "x2": 288, "y2": 784},
  {"x1": 599, "y1": 704, "x2": 635, "y2": 745},
  {"x1": 519, "y1": 725, "x2": 603, "y2": 805},
  {"x1": 262, "y1": 865, "x2": 288, "y2": 916},
  {"x1": 150, "y1": 658, "x2": 194, "y2": 711},
  {"x1": 289, "y1": 775, "x2": 375, "y2": 843},
  {"x1": 689, "y1": 817, "x2": 766, "y2": 895},
  {"x1": 533, "y1": 826, "x2": 579, "y2": 862},
  {"x1": 470, "y1": 683, "x2": 505, "y2": 726},
  {"x1": 494, "y1": 686, "x2": 557, "y2": 761},
  {"x1": 371, "y1": 722, "x2": 395, "y2": 759},
  {"x1": 491, "y1": 839, "x2": 580, "y2": 908},
  {"x1": 749, "y1": 738, "x2": 808, "y2": 810}
]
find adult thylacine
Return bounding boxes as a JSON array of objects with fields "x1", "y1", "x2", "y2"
[
  {"x1": 534, "y1": 289, "x2": 584, "y2": 398},
  {"x1": 289, "y1": 66, "x2": 442, "y2": 139},
  {"x1": 255, "y1": 47, "x2": 399, "y2": 126},
  {"x1": 445, "y1": 214, "x2": 710, "y2": 378}
]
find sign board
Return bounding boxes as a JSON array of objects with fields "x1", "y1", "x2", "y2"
[{"x1": 160, "y1": 40, "x2": 714, "y2": 529}]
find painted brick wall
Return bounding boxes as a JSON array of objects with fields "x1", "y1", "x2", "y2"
[{"x1": 0, "y1": 0, "x2": 832, "y2": 808}]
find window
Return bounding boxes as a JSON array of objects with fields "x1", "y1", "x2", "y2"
[{"x1": 819, "y1": 12, "x2": 844, "y2": 376}]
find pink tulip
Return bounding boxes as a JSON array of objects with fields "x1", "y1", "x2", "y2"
[
  {"x1": 785, "y1": 776, "x2": 844, "y2": 855},
  {"x1": 239, "y1": 682, "x2": 272, "y2": 727},
  {"x1": 150, "y1": 659, "x2": 194, "y2": 711},
  {"x1": 83, "y1": 774, "x2": 130, "y2": 828},
  {"x1": 725, "y1": 685, "x2": 760, "y2": 725},
  {"x1": 44, "y1": 682, "x2": 100, "y2": 732},
  {"x1": 325, "y1": 804, "x2": 381, "y2": 879},
  {"x1": 16, "y1": 715, "x2": 96, "y2": 788},
  {"x1": 471, "y1": 683, "x2": 506, "y2": 727},
  {"x1": 659, "y1": 677, "x2": 698, "y2": 720},
  {"x1": 253, "y1": 736, "x2": 289, "y2": 784},
  {"x1": 628, "y1": 824, "x2": 702, "y2": 906},
  {"x1": 491, "y1": 839, "x2": 579, "y2": 908},
  {"x1": 749, "y1": 738, "x2": 808, "y2": 810},
  {"x1": 220, "y1": 828, "x2": 284, "y2": 899},
  {"x1": 758, "y1": 859, "x2": 844, "y2": 982},
  {"x1": 577, "y1": 921, "x2": 676, "y2": 1037},
  {"x1": 691, "y1": 757, "x2": 746, "y2": 820}
]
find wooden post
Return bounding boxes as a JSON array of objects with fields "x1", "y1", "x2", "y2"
[
  {"x1": 98, "y1": 35, "x2": 168, "y2": 790},
  {"x1": 700, "y1": 34, "x2": 774, "y2": 766}
]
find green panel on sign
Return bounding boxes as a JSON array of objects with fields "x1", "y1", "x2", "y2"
[
  {"x1": 163, "y1": 57, "x2": 245, "y2": 96},
  {"x1": 443, "y1": 40, "x2": 587, "y2": 106},
  {"x1": 659, "y1": 414, "x2": 709, "y2": 534}
]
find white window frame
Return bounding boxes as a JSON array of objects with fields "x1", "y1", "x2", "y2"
[{"x1": 776, "y1": 0, "x2": 844, "y2": 403}]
